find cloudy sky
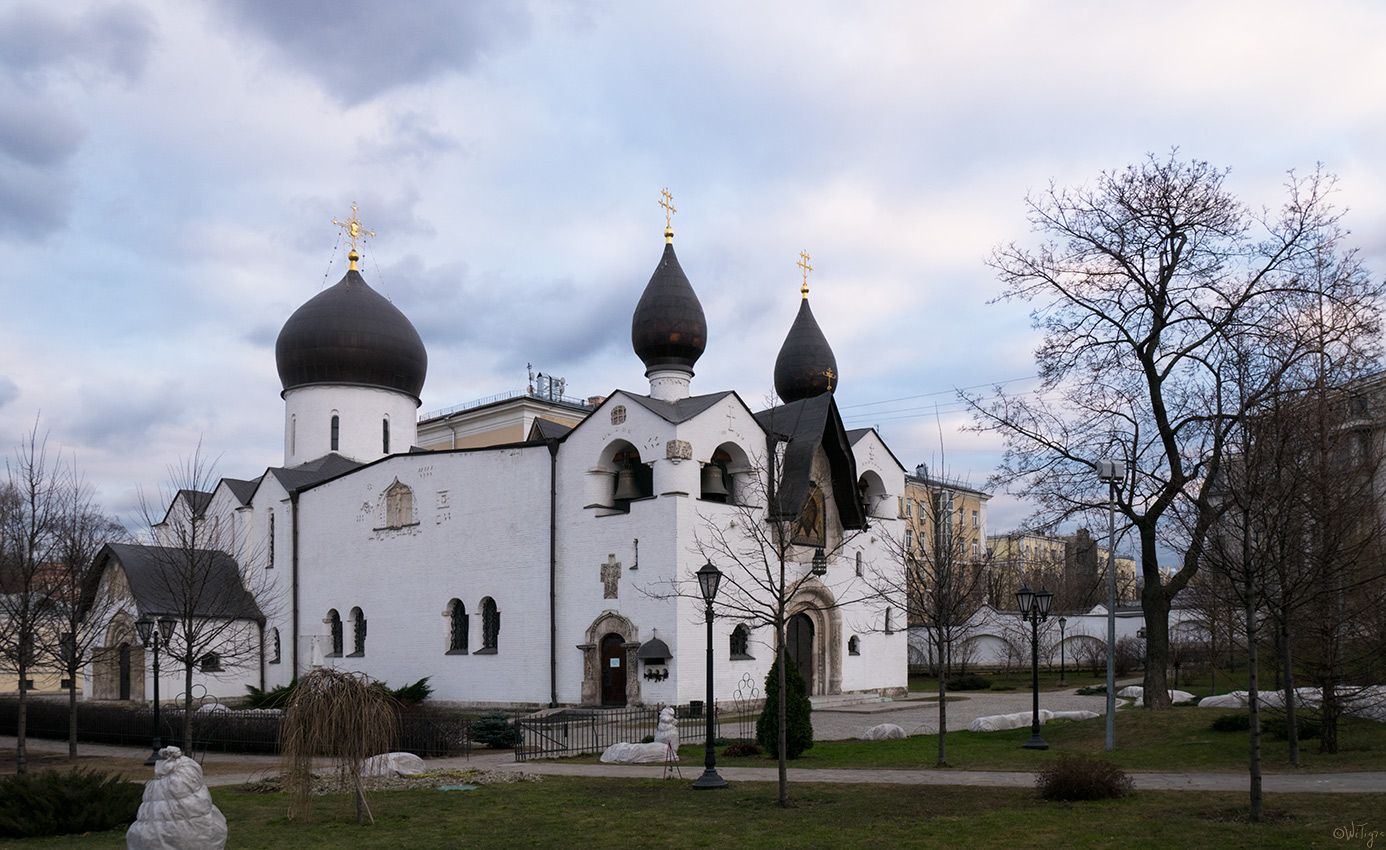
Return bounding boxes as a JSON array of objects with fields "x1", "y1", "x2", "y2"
[{"x1": 3, "y1": 0, "x2": 1386, "y2": 537}]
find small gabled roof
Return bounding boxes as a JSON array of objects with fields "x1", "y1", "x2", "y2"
[
  {"x1": 528, "y1": 418, "x2": 574, "y2": 441},
  {"x1": 96, "y1": 542, "x2": 264, "y2": 623},
  {"x1": 264, "y1": 453, "x2": 363, "y2": 494},
  {"x1": 754, "y1": 393, "x2": 865, "y2": 530},
  {"x1": 221, "y1": 477, "x2": 261, "y2": 506},
  {"x1": 622, "y1": 390, "x2": 736, "y2": 425},
  {"x1": 846, "y1": 427, "x2": 908, "y2": 476},
  {"x1": 157, "y1": 489, "x2": 212, "y2": 527}
]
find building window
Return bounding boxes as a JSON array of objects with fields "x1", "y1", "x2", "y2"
[
  {"x1": 330, "y1": 414, "x2": 340, "y2": 451},
  {"x1": 610, "y1": 405, "x2": 626, "y2": 425},
  {"x1": 266, "y1": 512, "x2": 275, "y2": 569},
  {"x1": 972, "y1": 510, "x2": 979, "y2": 528},
  {"x1": 904, "y1": 500, "x2": 912, "y2": 518},
  {"x1": 479, "y1": 597, "x2": 500, "y2": 653},
  {"x1": 270, "y1": 627, "x2": 281, "y2": 664},
  {"x1": 200, "y1": 653, "x2": 222, "y2": 672},
  {"x1": 290, "y1": 415, "x2": 296, "y2": 456},
  {"x1": 382, "y1": 417, "x2": 390, "y2": 454},
  {"x1": 885, "y1": 608, "x2": 894, "y2": 635},
  {"x1": 327, "y1": 609, "x2": 343, "y2": 656},
  {"x1": 848, "y1": 635, "x2": 860, "y2": 656},
  {"x1": 349, "y1": 607, "x2": 367, "y2": 656},
  {"x1": 855, "y1": 551, "x2": 863, "y2": 577},
  {"x1": 730, "y1": 624, "x2": 753, "y2": 660},
  {"x1": 904, "y1": 529, "x2": 914, "y2": 551},
  {"x1": 447, "y1": 599, "x2": 468, "y2": 654},
  {"x1": 384, "y1": 480, "x2": 414, "y2": 527}
]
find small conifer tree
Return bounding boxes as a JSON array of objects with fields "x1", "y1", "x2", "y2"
[{"x1": 756, "y1": 656, "x2": 813, "y2": 759}]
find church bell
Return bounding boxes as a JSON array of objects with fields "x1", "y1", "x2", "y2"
[
  {"x1": 614, "y1": 464, "x2": 643, "y2": 501},
  {"x1": 700, "y1": 463, "x2": 729, "y2": 498}
]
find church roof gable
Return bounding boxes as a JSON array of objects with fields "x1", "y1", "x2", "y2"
[
  {"x1": 754, "y1": 393, "x2": 866, "y2": 530},
  {"x1": 97, "y1": 542, "x2": 264, "y2": 622}
]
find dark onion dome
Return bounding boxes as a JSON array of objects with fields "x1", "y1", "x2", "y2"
[
  {"x1": 275, "y1": 269, "x2": 428, "y2": 401},
  {"x1": 774, "y1": 292, "x2": 838, "y2": 403},
  {"x1": 631, "y1": 238, "x2": 707, "y2": 374}
]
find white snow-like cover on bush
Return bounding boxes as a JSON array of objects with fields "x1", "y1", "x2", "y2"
[
  {"x1": 600, "y1": 742, "x2": 674, "y2": 763},
  {"x1": 1198, "y1": 686, "x2": 1386, "y2": 721},
  {"x1": 967, "y1": 709, "x2": 1099, "y2": 733},
  {"x1": 361, "y1": 752, "x2": 427, "y2": 777},
  {"x1": 861, "y1": 723, "x2": 906, "y2": 741},
  {"x1": 1117, "y1": 686, "x2": 1196, "y2": 705},
  {"x1": 126, "y1": 746, "x2": 227, "y2": 850}
]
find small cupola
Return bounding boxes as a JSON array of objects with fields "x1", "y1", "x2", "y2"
[{"x1": 773, "y1": 251, "x2": 838, "y2": 403}]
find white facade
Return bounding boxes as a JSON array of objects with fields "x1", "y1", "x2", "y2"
[{"x1": 283, "y1": 385, "x2": 419, "y2": 467}]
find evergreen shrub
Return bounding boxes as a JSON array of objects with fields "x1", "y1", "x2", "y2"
[
  {"x1": 1210, "y1": 714, "x2": 1251, "y2": 733},
  {"x1": 945, "y1": 674, "x2": 992, "y2": 691},
  {"x1": 756, "y1": 655, "x2": 813, "y2": 759},
  {"x1": 0, "y1": 769, "x2": 143, "y2": 838},
  {"x1": 472, "y1": 711, "x2": 519, "y2": 748}
]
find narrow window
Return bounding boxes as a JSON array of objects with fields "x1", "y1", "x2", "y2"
[
  {"x1": 972, "y1": 509, "x2": 979, "y2": 528},
  {"x1": 327, "y1": 609, "x2": 343, "y2": 656},
  {"x1": 350, "y1": 606, "x2": 367, "y2": 656},
  {"x1": 730, "y1": 624, "x2": 752, "y2": 659},
  {"x1": 382, "y1": 417, "x2": 390, "y2": 454},
  {"x1": 447, "y1": 599, "x2": 468, "y2": 653},
  {"x1": 885, "y1": 608, "x2": 895, "y2": 634},
  {"x1": 290, "y1": 415, "x2": 296, "y2": 455},
  {"x1": 270, "y1": 627, "x2": 281, "y2": 664},
  {"x1": 855, "y1": 551, "x2": 863, "y2": 577},
  {"x1": 848, "y1": 635, "x2": 860, "y2": 656},
  {"x1": 330, "y1": 414, "x2": 340, "y2": 451},
  {"x1": 480, "y1": 597, "x2": 500, "y2": 652},
  {"x1": 266, "y1": 512, "x2": 275, "y2": 569}
]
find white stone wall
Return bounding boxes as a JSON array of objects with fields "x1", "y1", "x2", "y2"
[{"x1": 282, "y1": 384, "x2": 419, "y2": 467}]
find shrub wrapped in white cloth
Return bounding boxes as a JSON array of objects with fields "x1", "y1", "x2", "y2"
[
  {"x1": 126, "y1": 746, "x2": 227, "y2": 850},
  {"x1": 967, "y1": 709, "x2": 1098, "y2": 733},
  {"x1": 361, "y1": 752, "x2": 427, "y2": 777},
  {"x1": 600, "y1": 742, "x2": 673, "y2": 764},
  {"x1": 1117, "y1": 686, "x2": 1195, "y2": 705},
  {"x1": 861, "y1": 723, "x2": 906, "y2": 741}
]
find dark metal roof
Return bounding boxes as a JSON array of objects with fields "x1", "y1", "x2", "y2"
[
  {"x1": 221, "y1": 477, "x2": 261, "y2": 506},
  {"x1": 264, "y1": 453, "x2": 363, "y2": 494},
  {"x1": 754, "y1": 393, "x2": 865, "y2": 530},
  {"x1": 622, "y1": 390, "x2": 735, "y2": 424},
  {"x1": 773, "y1": 296, "x2": 837, "y2": 403},
  {"x1": 631, "y1": 242, "x2": 707, "y2": 374},
  {"x1": 636, "y1": 636, "x2": 672, "y2": 660},
  {"x1": 275, "y1": 270, "x2": 428, "y2": 401},
  {"x1": 528, "y1": 418, "x2": 574, "y2": 441},
  {"x1": 96, "y1": 542, "x2": 264, "y2": 623},
  {"x1": 157, "y1": 490, "x2": 212, "y2": 527}
]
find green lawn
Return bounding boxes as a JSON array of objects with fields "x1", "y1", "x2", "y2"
[
  {"x1": 13, "y1": 778, "x2": 1376, "y2": 849},
  {"x1": 696, "y1": 708, "x2": 1386, "y2": 773}
]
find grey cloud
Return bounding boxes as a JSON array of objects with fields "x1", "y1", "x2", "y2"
[
  {"x1": 210, "y1": 0, "x2": 533, "y2": 104},
  {"x1": 0, "y1": 87, "x2": 85, "y2": 168},
  {"x1": 0, "y1": 3, "x2": 156, "y2": 82},
  {"x1": 0, "y1": 159, "x2": 74, "y2": 238},
  {"x1": 0, "y1": 377, "x2": 18, "y2": 409},
  {"x1": 355, "y1": 109, "x2": 462, "y2": 166},
  {"x1": 73, "y1": 380, "x2": 185, "y2": 452}
]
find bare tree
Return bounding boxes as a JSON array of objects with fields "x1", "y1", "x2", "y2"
[
  {"x1": 0, "y1": 423, "x2": 66, "y2": 774},
  {"x1": 970, "y1": 153, "x2": 1384, "y2": 709},
  {"x1": 135, "y1": 444, "x2": 270, "y2": 749}
]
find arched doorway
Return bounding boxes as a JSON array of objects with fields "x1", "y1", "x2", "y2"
[
  {"x1": 600, "y1": 633, "x2": 627, "y2": 706},
  {"x1": 118, "y1": 644, "x2": 132, "y2": 700},
  {"x1": 787, "y1": 613, "x2": 815, "y2": 692}
]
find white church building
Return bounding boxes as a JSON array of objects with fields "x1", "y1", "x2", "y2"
[{"x1": 86, "y1": 213, "x2": 909, "y2": 709}]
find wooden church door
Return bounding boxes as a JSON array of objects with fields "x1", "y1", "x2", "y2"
[
  {"x1": 787, "y1": 613, "x2": 814, "y2": 693},
  {"x1": 600, "y1": 633, "x2": 627, "y2": 706}
]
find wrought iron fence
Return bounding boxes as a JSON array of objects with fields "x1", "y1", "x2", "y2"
[{"x1": 514, "y1": 702, "x2": 722, "y2": 761}]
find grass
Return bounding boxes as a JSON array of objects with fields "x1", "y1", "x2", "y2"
[
  {"x1": 695, "y1": 708, "x2": 1386, "y2": 773},
  {"x1": 10, "y1": 778, "x2": 1376, "y2": 849}
]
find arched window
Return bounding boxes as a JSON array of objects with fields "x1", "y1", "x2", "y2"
[
  {"x1": 350, "y1": 607, "x2": 367, "y2": 656},
  {"x1": 384, "y1": 480, "x2": 414, "y2": 527},
  {"x1": 447, "y1": 599, "x2": 468, "y2": 654},
  {"x1": 290, "y1": 415, "x2": 296, "y2": 455},
  {"x1": 266, "y1": 512, "x2": 275, "y2": 569},
  {"x1": 610, "y1": 405, "x2": 626, "y2": 425},
  {"x1": 855, "y1": 551, "x2": 863, "y2": 577},
  {"x1": 885, "y1": 607, "x2": 895, "y2": 635},
  {"x1": 382, "y1": 417, "x2": 390, "y2": 454},
  {"x1": 479, "y1": 597, "x2": 500, "y2": 653},
  {"x1": 327, "y1": 609, "x2": 343, "y2": 656},
  {"x1": 848, "y1": 635, "x2": 860, "y2": 656},
  {"x1": 270, "y1": 627, "x2": 281, "y2": 664},
  {"x1": 200, "y1": 653, "x2": 222, "y2": 672},
  {"x1": 610, "y1": 446, "x2": 652, "y2": 508},
  {"x1": 330, "y1": 414, "x2": 340, "y2": 451},
  {"x1": 729, "y1": 624, "x2": 752, "y2": 660}
]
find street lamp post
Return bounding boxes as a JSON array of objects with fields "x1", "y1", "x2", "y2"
[
  {"x1": 1097, "y1": 459, "x2": 1125, "y2": 752},
  {"x1": 135, "y1": 615, "x2": 176, "y2": 766},
  {"x1": 1058, "y1": 616, "x2": 1068, "y2": 687},
  {"x1": 1016, "y1": 586, "x2": 1053, "y2": 750},
  {"x1": 692, "y1": 561, "x2": 727, "y2": 790}
]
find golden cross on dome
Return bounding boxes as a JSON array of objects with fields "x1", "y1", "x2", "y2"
[
  {"x1": 332, "y1": 203, "x2": 375, "y2": 270},
  {"x1": 798, "y1": 250, "x2": 813, "y2": 297},
  {"x1": 659, "y1": 188, "x2": 676, "y2": 242},
  {"x1": 823, "y1": 366, "x2": 836, "y2": 391}
]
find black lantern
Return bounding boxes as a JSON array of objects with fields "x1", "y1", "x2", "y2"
[
  {"x1": 135, "y1": 615, "x2": 176, "y2": 765},
  {"x1": 1015, "y1": 587, "x2": 1053, "y2": 750},
  {"x1": 1057, "y1": 616, "x2": 1068, "y2": 687},
  {"x1": 692, "y1": 561, "x2": 727, "y2": 790},
  {"x1": 811, "y1": 547, "x2": 828, "y2": 577}
]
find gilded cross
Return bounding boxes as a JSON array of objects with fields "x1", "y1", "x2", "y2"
[
  {"x1": 333, "y1": 204, "x2": 375, "y2": 251},
  {"x1": 798, "y1": 250, "x2": 813, "y2": 297},
  {"x1": 823, "y1": 366, "x2": 836, "y2": 391},
  {"x1": 659, "y1": 188, "x2": 676, "y2": 228}
]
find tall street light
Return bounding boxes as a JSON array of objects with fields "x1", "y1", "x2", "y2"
[
  {"x1": 1016, "y1": 586, "x2": 1053, "y2": 750},
  {"x1": 1097, "y1": 458, "x2": 1125, "y2": 752},
  {"x1": 692, "y1": 561, "x2": 728, "y2": 790},
  {"x1": 1057, "y1": 616, "x2": 1068, "y2": 687},
  {"x1": 135, "y1": 615, "x2": 176, "y2": 766}
]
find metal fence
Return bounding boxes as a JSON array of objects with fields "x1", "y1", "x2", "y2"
[{"x1": 514, "y1": 702, "x2": 722, "y2": 761}]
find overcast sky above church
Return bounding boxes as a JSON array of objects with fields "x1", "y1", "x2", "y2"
[{"x1": 3, "y1": 0, "x2": 1385, "y2": 539}]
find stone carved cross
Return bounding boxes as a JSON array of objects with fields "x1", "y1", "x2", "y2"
[{"x1": 601, "y1": 554, "x2": 621, "y2": 599}]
